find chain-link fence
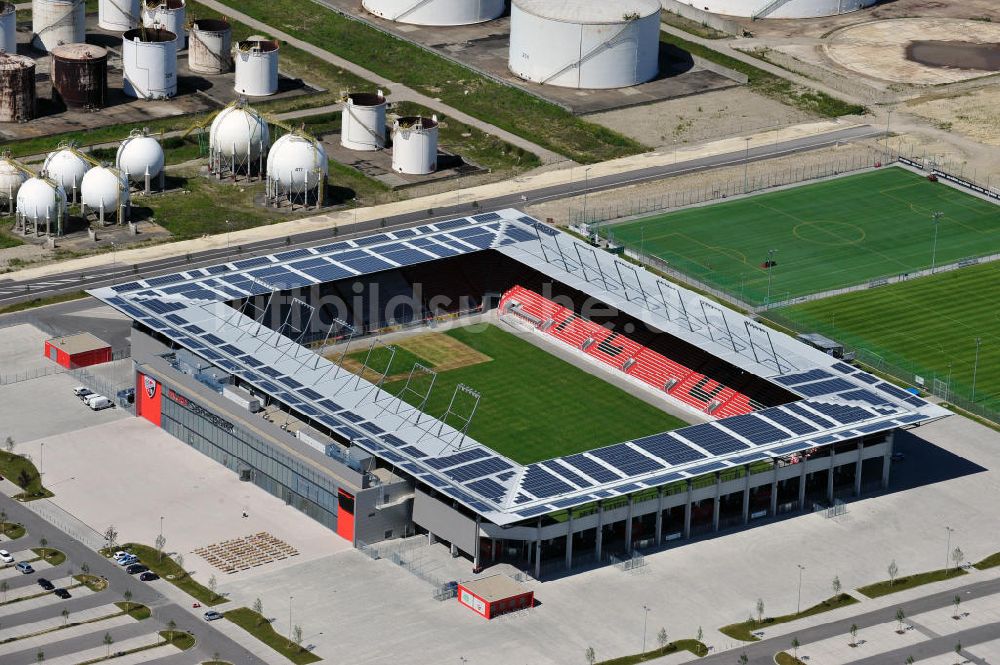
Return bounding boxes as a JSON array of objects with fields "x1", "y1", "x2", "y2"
[
  {"x1": 358, "y1": 537, "x2": 459, "y2": 600},
  {"x1": 21, "y1": 497, "x2": 107, "y2": 551}
]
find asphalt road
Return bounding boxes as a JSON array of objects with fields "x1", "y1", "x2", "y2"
[
  {"x1": 701, "y1": 575, "x2": 1000, "y2": 664},
  {"x1": 0, "y1": 125, "x2": 880, "y2": 309},
  {"x1": 0, "y1": 495, "x2": 269, "y2": 665}
]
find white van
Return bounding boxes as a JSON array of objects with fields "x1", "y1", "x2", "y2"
[{"x1": 87, "y1": 396, "x2": 113, "y2": 411}]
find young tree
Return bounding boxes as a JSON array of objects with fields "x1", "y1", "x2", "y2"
[
  {"x1": 696, "y1": 626, "x2": 703, "y2": 643},
  {"x1": 103, "y1": 525, "x2": 118, "y2": 553},
  {"x1": 1, "y1": 580, "x2": 8, "y2": 602},
  {"x1": 5, "y1": 435, "x2": 14, "y2": 455},
  {"x1": 155, "y1": 533, "x2": 166, "y2": 562},
  {"x1": 38, "y1": 537, "x2": 48, "y2": 560},
  {"x1": 0, "y1": 509, "x2": 7, "y2": 534},
  {"x1": 953, "y1": 595, "x2": 962, "y2": 619},
  {"x1": 80, "y1": 562, "x2": 90, "y2": 576},
  {"x1": 253, "y1": 598, "x2": 264, "y2": 625},
  {"x1": 952, "y1": 547, "x2": 965, "y2": 571},
  {"x1": 756, "y1": 598, "x2": 765, "y2": 625},
  {"x1": 888, "y1": 560, "x2": 899, "y2": 587},
  {"x1": 208, "y1": 574, "x2": 218, "y2": 600},
  {"x1": 832, "y1": 575, "x2": 842, "y2": 597},
  {"x1": 17, "y1": 468, "x2": 32, "y2": 490},
  {"x1": 122, "y1": 589, "x2": 133, "y2": 614},
  {"x1": 791, "y1": 636, "x2": 800, "y2": 660},
  {"x1": 293, "y1": 624, "x2": 303, "y2": 649},
  {"x1": 849, "y1": 623, "x2": 858, "y2": 647},
  {"x1": 657, "y1": 627, "x2": 668, "y2": 650},
  {"x1": 103, "y1": 633, "x2": 114, "y2": 657},
  {"x1": 35, "y1": 650, "x2": 43, "y2": 664},
  {"x1": 584, "y1": 646, "x2": 596, "y2": 665},
  {"x1": 166, "y1": 619, "x2": 177, "y2": 642},
  {"x1": 61, "y1": 608, "x2": 70, "y2": 626},
  {"x1": 174, "y1": 553, "x2": 184, "y2": 577},
  {"x1": 905, "y1": 657, "x2": 915, "y2": 665},
  {"x1": 739, "y1": 653, "x2": 748, "y2": 665},
  {"x1": 895, "y1": 608, "x2": 906, "y2": 633}
]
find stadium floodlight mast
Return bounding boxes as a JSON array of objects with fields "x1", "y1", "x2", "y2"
[
  {"x1": 930, "y1": 211, "x2": 943, "y2": 273},
  {"x1": 641, "y1": 605, "x2": 651, "y2": 656},
  {"x1": 971, "y1": 337, "x2": 982, "y2": 403},
  {"x1": 583, "y1": 167, "x2": 593, "y2": 225},
  {"x1": 744, "y1": 137, "x2": 751, "y2": 194},
  {"x1": 765, "y1": 249, "x2": 778, "y2": 309},
  {"x1": 796, "y1": 564, "x2": 806, "y2": 615}
]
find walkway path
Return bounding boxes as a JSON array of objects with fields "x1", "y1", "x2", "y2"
[{"x1": 196, "y1": 0, "x2": 567, "y2": 165}]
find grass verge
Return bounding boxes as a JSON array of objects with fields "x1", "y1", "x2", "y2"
[
  {"x1": 212, "y1": 0, "x2": 646, "y2": 163},
  {"x1": 109, "y1": 543, "x2": 228, "y2": 607},
  {"x1": 31, "y1": 548, "x2": 66, "y2": 566},
  {"x1": 974, "y1": 552, "x2": 1000, "y2": 570},
  {"x1": 660, "y1": 10, "x2": 729, "y2": 39},
  {"x1": 857, "y1": 568, "x2": 968, "y2": 598},
  {"x1": 160, "y1": 630, "x2": 196, "y2": 650},
  {"x1": 74, "y1": 574, "x2": 109, "y2": 592},
  {"x1": 775, "y1": 652, "x2": 806, "y2": 665},
  {"x1": 659, "y1": 32, "x2": 866, "y2": 117},
  {"x1": 0, "y1": 451, "x2": 53, "y2": 500},
  {"x1": 595, "y1": 639, "x2": 709, "y2": 664},
  {"x1": 0, "y1": 521, "x2": 26, "y2": 540},
  {"x1": 115, "y1": 601, "x2": 152, "y2": 620},
  {"x1": 720, "y1": 594, "x2": 859, "y2": 641},
  {"x1": 224, "y1": 607, "x2": 322, "y2": 664},
  {"x1": 0, "y1": 291, "x2": 88, "y2": 314}
]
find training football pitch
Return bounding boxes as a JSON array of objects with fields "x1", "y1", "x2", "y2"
[
  {"x1": 604, "y1": 167, "x2": 1000, "y2": 306},
  {"x1": 380, "y1": 325, "x2": 689, "y2": 464},
  {"x1": 773, "y1": 261, "x2": 1000, "y2": 413}
]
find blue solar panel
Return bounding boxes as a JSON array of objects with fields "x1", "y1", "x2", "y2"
[
  {"x1": 145, "y1": 273, "x2": 185, "y2": 287},
  {"x1": 141, "y1": 299, "x2": 186, "y2": 314},
  {"x1": 275, "y1": 249, "x2": 313, "y2": 261},
  {"x1": 840, "y1": 389, "x2": 890, "y2": 406},
  {"x1": 315, "y1": 241, "x2": 351, "y2": 253},
  {"x1": 563, "y1": 454, "x2": 622, "y2": 483},
  {"x1": 380, "y1": 433, "x2": 407, "y2": 448},
  {"x1": 382, "y1": 249, "x2": 433, "y2": 266},
  {"x1": 317, "y1": 399, "x2": 342, "y2": 412},
  {"x1": 857, "y1": 422, "x2": 891, "y2": 434},
  {"x1": 353, "y1": 234, "x2": 390, "y2": 247},
  {"x1": 205, "y1": 265, "x2": 232, "y2": 275},
  {"x1": 806, "y1": 401, "x2": 871, "y2": 424},
  {"x1": 831, "y1": 362, "x2": 855, "y2": 374},
  {"x1": 218, "y1": 344, "x2": 243, "y2": 356},
  {"x1": 298, "y1": 387, "x2": 323, "y2": 400},
  {"x1": 234, "y1": 257, "x2": 272, "y2": 269},
  {"x1": 785, "y1": 402, "x2": 838, "y2": 428},
  {"x1": 875, "y1": 382, "x2": 913, "y2": 400},
  {"x1": 421, "y1": 244, "x2": 460, "y2": 258},
  {"x1": 774, "y1": 369, "x2": 833, "y2": 386},
  {"x1": 632, "y1": 433, "x2": 706, "y2": 465},
  {"x1": 641, "y1": 472, "x2": 684, "y2": 487},
  {"x1": 550, "y1": 496, "x2": 592, "y2": 509},
  {"x1": 445, "y1": 458, "x2": 512, "y2": 482},
  {"x1": 517, "y1": 505, "x2": 551, "y2": 518},
  {"x1": 505, "y1": 227, "x2": 536, "y2": 243},
  {"x1": 303, "y1": 265, "x2": 355, "y2": 283},
  {"x1": 165, "y1": 313, "x2": 186, "y2": 325},
  {"x1": 720, "y1": 414, "x2": 788, "y2": 445},
  {"x1": 521, "y1": 466, "x2": 574, "y2": 498},
  {"x1": 340, "y1": 256, "x2": 395, "y2": 274},
  {"x1": 240, "y1": 355, "x2": 264, "y2": 368},
  {"x1": 728, "y1": 452, "x2": 770, "y2": 466},
  {"x1": 904, "y1": 396, "x2": 927, "y2": 407},
  {"x1": 360, "y1": 422, "x2": 384, "y2": 435},
  {"x1": 539, "y1": 461, "x2": 592, "y2": 488},
  {"x1": 399, "y1": 445, "x2": 425, "y2": 458},
  {"x1": 467, "y1": 478, "x2": 506, "y2": 501},
  {"x1": 854, "y1": 373, "x2": 879, "y2": 385},
  {"x1": 898, "y1": 413, "x2": 925, "y2": 424},
  {"x1": 340, "y1": 411, "x2": 363, "y2": 423},
  {"x1": 381, "y1": 449, "x2": 404, "y2": 463},
  {"x1": 451, "y1": 227, "x2": 492, "y2": 240},
  {"x1": 676, "y1": 423, "x2": 749, "y2": 455},
  {"x1": 393, "y1": 229, "x2": 416, "y2": 238},
  {"x1": 760, "y1": 408, "x2": 817, "y2": 435},
  {"x1": 435, "y1": 218, "x2": 470, "y2": 231},
  {"x1": 258, "y1": 366, "x2": 281, "y2": 378},
  {"x1": 202, "y1": 333, "x2": 225, "y2": 346},
  {"x1": 425, "y1": 448, "x2": 490, "y2": 470},
  {"x1": 684, "y1": 461, "x2": 728, "y2": 477},
  {"x1": 770, "y1": 442, "x2": 813, "y2": 456},
  {"x1": 588, "y1": 444, "x2": 664, "y2": 475},
  {"x1": 290, "y1": 257, "x2": 332, "y2": 271},
  {"x1": 813, "y1": 434, "x2": 836, "y2": 444},
  {"x1": 794, "y1": 378, "x2": 855, "y2": 396},
  {"x1": 278, "y1": 376, "x2": 302, "y2": 389},
  {"x1": 111, "y1": 281, "x2": 143, "y2": 293},
  {"x1": 472, "y1": 212, "x2": 501, "y2": 222}
]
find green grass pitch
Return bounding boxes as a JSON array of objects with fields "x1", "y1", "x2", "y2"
[
  {"x1": 604, "y1": 168, "x2": 1000, "y2": 306},
  {"x1": 774, "y1": 261, "x2": 1000, "y2": 412},
  {"x1": 382, "y1": 325, "x2": 689, "y2": 464}
]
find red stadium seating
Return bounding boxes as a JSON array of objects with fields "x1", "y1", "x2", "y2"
[{"x1": 500, "y1": 286, "x2": 758, "y2": 417}]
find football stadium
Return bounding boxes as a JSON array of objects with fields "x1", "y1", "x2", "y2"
[{"x1": 90, "y1": 208, "x2": 948, "y2": 578}]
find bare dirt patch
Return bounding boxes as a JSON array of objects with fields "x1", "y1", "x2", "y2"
[
  {"x1": 906, "y1": 87, "x2": 1000, "y2": 147},
  {"x1": 331, "y1": 332, "x2": 491, "y2": 383}
]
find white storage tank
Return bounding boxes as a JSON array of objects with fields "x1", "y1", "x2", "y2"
[
  {"x1": 509, "y1": 0, "x2": 660, "y2": 89},
  {"x1": 0, "y1": 3, "x2": 15, "y2": 54},
  {"x1": 142, "y1": 0, "x2": 186, "y2": 48},
  {"x1": 673, "y1": 0, "x2": 877, "y2": 19},
  {"x1": 122, "y1": 26, "x2": 178, "y2": 99},
  {"x1": 234, "y1": 37, "x2": 279, "y2": 97},
  {"x1": 99, "y1": 0, "x2": 140, "y2": 31},
  {"x1": 267, "y1": 131, "x2": 328, "y2": 197},
  {"x1": 0, "y1": 151, "x2": 28, "y2": 214},
  {"x1": 31, "y1": 0, "x2": 86, "y2": 53},
  {"x1": 188, "y1": 17, "x2": 231, "y2": 74},
  {"x1": 361, "y1": 0, "x2": 504, "y2": 26},
  {"x1": 391, "y1": 115, "x2": 438, "y2": 175},
  {"x1": 209, "y1": 102, "x2": 270, "y2": 178},
  {"x1": 116, "y1": 128, "x2": 165, "y2": 192},
  {"x1": 341, "y1": 91, "x2": 386, "y2": 152},
  {"x1": 16, "y1": 172, "x2": 67, "y2": 235},
  {"x1": 81, "y1": 165, "x2": 130, "y2": 221},
  {"x1": 42, "y1": 147, "x2": 90, "y2": 203}
]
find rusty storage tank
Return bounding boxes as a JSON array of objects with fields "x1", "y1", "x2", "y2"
[
  {"x1": 189, "y1": 18, "x2": 231, "y2": 74},
  {"x1": 0, "y1": 2, "x2": 16, "y2": 54},
  {"x1": 0, "y1": 53, "x2": 36, "y2": 122},
  {"x1": 51, "y1": 44, "x2": 108, "y2": 110}
]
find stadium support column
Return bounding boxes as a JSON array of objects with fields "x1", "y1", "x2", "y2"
[
  {"x1": 473, "y1": 516, "x2": 481, "y2": 570},
  {"x1": 654, "y1": 488, "x2": 663, "y2": 544},
  {"x1": 798, "y1": 459, "x2": 807, "y2": 510},
  {"x1": 625, "y1": 496, "x2": 634, "y2": 554},
  {"x1": 855, "y1": 443, "x2": 865, "y2": 496},
  {"x1": 742, "y1": 465, "x2": 751, "y2": 524},
  {"x1": 712, "y1": 473, "x2": 721, "y2": 532},
  {"x1": 565, "y1": 513, "x2": 573, "y2": 571},
  {"x1": 534, "y1": 518, "x2": 542, "y2": 579},
  {"x1": 827, "y1": 452, "x2": 836, "y2": 503},
  {"x1": 770, "y1": 465, "x2": 779, "y2": 515},
  {"x1": 595, "y1": 501, "x2": 604, "y2": 560},
  {"x1": 683, "y1": 483, "x2": 692, "y2": 539},
  {"x1": 882, "y1": 431, "x2": 894, "y2": 489}
]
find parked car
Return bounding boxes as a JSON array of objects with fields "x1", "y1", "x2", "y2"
[
  {"x1": 37, "y1": 578, "x2": 55, "y2": 590},
  {"x1": 116, "y1": 388, "x2": 135, "y2": 405},
  {"x1": 116, "y1": 554, "x2": 139, "y2": 567},
  {"x1": 0, "y1": 549, "x2": 13, "y2": 564},
  {"x1": 203, "y1": 610, "x2": 224, "y2": 621},
  {"x1": 73, "y1": 386, "x2": 93, "y2": 398},
  {"x1": 125, "y1": 563, "x2": 148, "y2": 575},
  {"x1": 14, "y1": 561, "x2": 33, "y2": 574},
  {"x1": 139, "y1": 571, "x2": 159, "y2": 582},
  {"x1": 87, "y1": 395, "x2": 113, "y2": 411},
  {"x1": 53, "y1": 588, "x2": 71, "y2": 599}
]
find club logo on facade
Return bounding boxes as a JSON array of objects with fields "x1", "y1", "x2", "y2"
[{"x1": 144, "y1": 375, "x2": 157, "y2": 399}]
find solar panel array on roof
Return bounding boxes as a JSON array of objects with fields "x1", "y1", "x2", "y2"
[
  {"x1": 785, "y1": 402, "x2": 837, "y2": 428},
  {"x1": 794, "y1": 378, "x2": 856, "y2": 397},
  {"x1": 760, "y1": 408, "x2": 817, "y2": 435},
  {"x1": 831, "y1": 362, "x2": 855, "y2": 374},
  {"x1": 840, "y1": 389, "x2": 890, "y2": 406},
  {"x1": 720, "y1": 414, "x2": 788, "y2": 445},
  {"x1": 806, "y1": 401, "x2": 871, "y2": 424},
  {"x1": 875, "y1": 382, "x2": 913, "y2": 400},
  {"x1": 677, "y1": 423, "x2": 749, "y2": 455},
  {"x1": 632, "y1": 433, "x2": 705, "y2": 466},
  {"x1": 467, "y1": 478, "x2": 507, "y2": 501},
  {"x1": 563, "y1": 453, "x2": 622, "y2": 483},
  {"x1": 588, "y1": 444, "x2": 663, "y2": 475},
  {"x1": 444, "y1": 458, "x2": 512, "y2": 482},
  {"x1": 683, "y1": 460, "x2": 728, "y2": 477},
  {"x1": 521, "y1": 466, "x2": 574, "y2": 498},
  {"x1": 539, "y1": 461, "x2": 592, "y2": 488},
  {"x1": 425, "y1": 448, "x2": 490, "y2": 470},
  {"x1": 774, "y1": 369, "x2": 831, "y2": 386}
]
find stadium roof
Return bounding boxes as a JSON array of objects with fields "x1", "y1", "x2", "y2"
[{"x1": 90, "y1": 209, "x2": 949, "y2": 525}]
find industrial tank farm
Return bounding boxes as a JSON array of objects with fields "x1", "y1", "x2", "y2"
[
  {"x1": 31, "y1": 0, "x2": 86, "y2": 52},
  {"x1": 117, "y1": 129, "x2": 166, "y2": 192},
  {"x1": 50, "y1": 44, "x2": 109, "y2": 111},
  {"x1": 234, "y1": 38, "x2": 279, "y2": 97},
  {"x1": 341, "y1": 91, "x2": 387, "y2": 152},
  {"x1": 189, "y1": 18, "x2": 232, "y2": 74},
  {"x1": 362, "y1": 0, "x2": 504, "y2": 26},
  {"x1": 0, "y1": 2, "x2": 15, "y2": 54},
  {"x1": 508, "y1": 0, "x2": 660, "y2": 89},
  {"x1": 266, "y1": 131, "x2": 328, "y2": 208},
  {"x1": 0, "y1": 53, "x2": 36, "y2": 122},
  {"x1": 122, "y1": 27, "x2": 178, "y2": 99},
  {"x1": 671, "y1": 0, "x2": 877, "y2": 19},
  {"x1": 142, "y1": 0, "x2": 186, "y2": 47},
  {"x1": 209, "y1": 103, "x2": 271, "y2": 178}
]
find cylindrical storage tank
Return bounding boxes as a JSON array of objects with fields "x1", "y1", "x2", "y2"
[
  {"x1": 509, "y1": 0, "x2": 660, "y2": 89},
  {"x1": 341, "y1": 91, "x2": 386, "y2": 152},
  {"x1": 0, "y1": 53, "x2": 36, "y2": 122},
  {"x1": 267, "y1": 132, "x2": 328, "y2": 195},
  {"x1": 43, "y1": 147, "x2": 90, "y2": 200},
  {"x1": 142, "y1": 0, "x2": 186, "y2": 48},
  {"x1": 31, "y1": 0, "x2": 85, "y2": 52},
  {"x1": 209, "y1": 103, "x2": 270, "y2": 175},
  {"x1": 81, "y1": 165, "x2": 129, "y2": 219},
  {"x1": 361, "y1": 0, "x2": 504, "y2": 26},
  {"x1": 122, "y1": 27, "x2": 178, "y2": 99},
  {"x1": 234, "y1": 38, "x2": 278, "y2": 97},
  {"x1": 116, "y1": 128, "x2": 165, "y2": 184},
  {"x1": 51, "y1": 44, "x2": 109, "y2": 110},
  {"x1": 0, "y1": 152, "x2": 28, "y2": 211},
  {"x1": 99, "y1": 0, "x2": 140, "y2": 31},
  {"x1": 16, "y1": 174, "x2": 66, "y2": 231},
  {"x1": 0, "y1": 3, "x2": 15, "y2": 54},
  {"x1": 188, "y1": 18, "x2": 232, "y2": 74},
  {"x1": 679, "y1": 0, "x2": 877, "y2": 19},
  {"x1": 391, "y1": 115, "x2": 438, "y2": 175}
]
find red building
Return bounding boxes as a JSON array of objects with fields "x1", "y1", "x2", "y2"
[
  {"x1": 457, "y1": 575, "x2": 534, "y2": 620},
  {"x1": 44, "y1": 333, "x2": 112, "y2": 369}
]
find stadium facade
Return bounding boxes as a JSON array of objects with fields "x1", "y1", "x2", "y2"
[{"x1": 92, "y1": 209, "x2": 948, "y2": 577}]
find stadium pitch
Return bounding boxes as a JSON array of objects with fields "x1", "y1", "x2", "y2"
[
  {"x1": 773, "y1": 261, "x2": 1000, "y2": 413},
  {"x1": 370, "y1": 324, "x2": 690, "y2": 464},
  {"x1": 604, "y1": 167, "x2": 1000, "y2": 306}
]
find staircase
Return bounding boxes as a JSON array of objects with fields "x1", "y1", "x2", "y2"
[{"x1": 752, "y1": 0, "x2": 797, "y2": 20}]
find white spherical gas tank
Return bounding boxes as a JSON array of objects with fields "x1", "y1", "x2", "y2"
[
  {"x1": 209, "y1": 104, "x2": 271, "y2": 161},
  {"x1": 42, "y1": 148, "x2": 91, "y2": 196},
  {"x1": 17, "y1": 175, "x2": 66, "y2": 225},
  {"x1": 267, "y1": 132, "x2": 328, "y2": 194},
  {"x1": 81, "y1": 165, "x2": 129, "y2": 213},
  {"x1": 0, "y1": 155, "x2": 27, "y2": 202},
  {"x1": 116, "y1": 130, "x2": 165, "y2": 182}
]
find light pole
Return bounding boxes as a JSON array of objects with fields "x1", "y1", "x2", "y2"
[
  {"x1": 796, "y1": 564, "x2": 805, "y2": 615},
  {"x1": 159, "y1": 516, "x2": 164, "y2": 541},
  {"x1": 971, "y1": 337, "x2": 982, "y2": 403},
  {"x1": 225, "y1": 220, "x2": 231, "y2": 251},
  {"x1": 582, "y1": 167, "x2": 593, "y2": 225},
  {"x1": 40, "y1": 442, "x2": 44, "y2": 477},
  {"x1": 288, "y1": 595, "x2": 293, "y2": 641},
  {"x1": 765, "y1": 249, "x2": 778, "y2": 309},
  {"x1": 945, "y1": 526, "x2": 954, "y2": 571},
  {"x1": 883, "y1": 109, "x2": 893, "y2": 163},
  {"x1": 641, "y1": 605, "x2": 651, "y2": 655},
  {"x1": 930, "y1": 212, "x2": 943, "y2": 273},
  {"x1": 744, "y1": 137, "x2": 751, "y2": 193}
]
